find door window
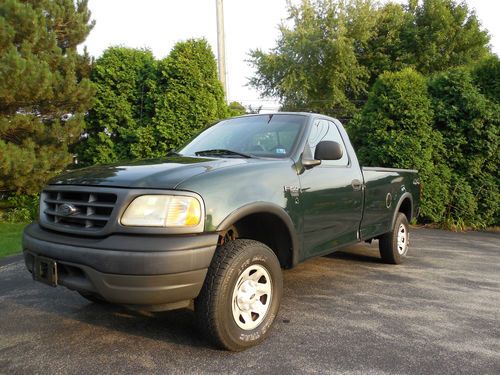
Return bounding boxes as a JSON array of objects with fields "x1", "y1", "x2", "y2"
[{"x1": 308, "y1": 120, "x2": 349, "y2": 166}]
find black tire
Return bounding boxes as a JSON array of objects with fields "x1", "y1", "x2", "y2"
[
  {"x1": 195, "y1": 239, "x2": 283, "y2": 351},
  {"x1": 379, "y1": 213, "x2": 410, "y2": 264},
  {"x1": 78, "y1": 291, "x2": 107, "y2": 304}
]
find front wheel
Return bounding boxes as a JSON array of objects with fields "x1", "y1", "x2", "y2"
[
  {"x1": 195, "y1": 239, "x2": 282, "y2": 351},
  {"x1": 379, "y1": 213, "x2": 410, "y2": 264}
]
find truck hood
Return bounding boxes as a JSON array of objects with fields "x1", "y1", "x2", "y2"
[{"x1": 49, "y1": 156, "x2": 250, "y2": 189}]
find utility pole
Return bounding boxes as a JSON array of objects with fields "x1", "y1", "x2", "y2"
[{"x1": 215, "y1": 0, "x2": 227, "y2": 99}]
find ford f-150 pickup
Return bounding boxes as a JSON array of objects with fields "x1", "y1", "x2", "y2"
[{"x1": 23, "y1": 112, "x2": 420, "y2": 350}]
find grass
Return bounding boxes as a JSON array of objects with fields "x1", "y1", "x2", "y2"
[{"x1": 0, "y1": 222, "x2": 28, "y2": 259}]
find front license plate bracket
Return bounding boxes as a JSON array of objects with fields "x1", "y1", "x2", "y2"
[{"x1": 33, "y1": 256, "x2": 58, "y2": 287}]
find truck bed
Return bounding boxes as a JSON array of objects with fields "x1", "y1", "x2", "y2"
[{"x1": 360, "y1": 167, "x2": 420, "y2": 241}]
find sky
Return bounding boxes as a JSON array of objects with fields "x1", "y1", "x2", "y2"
[{"x1": 82, "y1": 0, "x2": 500, "y2": 111}]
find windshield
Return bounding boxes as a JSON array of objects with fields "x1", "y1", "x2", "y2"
[{"x1": 180, "y1": 114, "x2": 306, "y2": 158}]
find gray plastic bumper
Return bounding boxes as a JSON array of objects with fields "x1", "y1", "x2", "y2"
[{"x1": 23, "y1": 223, "x2": 218, "y2": 308}]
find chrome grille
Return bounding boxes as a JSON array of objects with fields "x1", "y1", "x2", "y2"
[{"x1": 42, "y1": 189, "x2": 117, "y2": 232}]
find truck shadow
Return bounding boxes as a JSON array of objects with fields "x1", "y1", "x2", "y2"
[
  {"x1": 10, "y1": 244, "x2": 384, "y2": 350},
  {"x1": 325, "y1": 250, "x2": 382, "y2": 263},
  {"x1": 324, "y1": 242, "x2": 383, "y2": 264},
  {"x1": 71, "y1": 301, "x2": 214, "y2": 349},
  {"x1": 9, "y1": 277, "x2": 215, "y2": 350}
]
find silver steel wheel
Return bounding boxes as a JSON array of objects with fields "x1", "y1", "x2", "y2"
[
  {"x1": 397, "y1": 223, "x2": 408, "y2": 255},
  {"x1": 231, "y1": 264, "x2": 272, "y2": 331}
]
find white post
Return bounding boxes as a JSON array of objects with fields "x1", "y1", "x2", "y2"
[{"x1": 216, "y1": 0, "x2": 227, "y2": 99}]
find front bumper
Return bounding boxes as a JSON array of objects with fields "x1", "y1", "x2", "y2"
[{"x1": 23, "y1": 223, "x2": 218, "y2": 309}]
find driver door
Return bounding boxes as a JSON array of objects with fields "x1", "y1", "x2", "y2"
[{"x1": 298, "y1": 119, "x2": 364, "y2": 259}]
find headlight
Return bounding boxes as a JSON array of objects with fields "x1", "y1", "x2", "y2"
[{"x1": 121, "y1": 195, "x2": 202, "y2": 227}]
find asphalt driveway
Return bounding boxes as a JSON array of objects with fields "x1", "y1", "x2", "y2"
[{"x1": 0, "y1": 228, "x2": 499, "y2": 374}]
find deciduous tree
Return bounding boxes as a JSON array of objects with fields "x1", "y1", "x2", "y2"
[
  {"x1": 249, "y1": 0, "x2": 491, "y2": 115},
  {"x1": 408, "y1": 0, "x2": 490, "y2": 74},
  {"x1": 249, "y1": 0, "x2": 376, "y2": 118}
]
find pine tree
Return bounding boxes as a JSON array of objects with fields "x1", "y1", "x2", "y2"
[{"x1": 0, "y1": 0, "x2": 94, "y2": 194}]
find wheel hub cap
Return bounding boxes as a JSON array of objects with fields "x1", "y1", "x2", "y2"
[
  {"x1": 231, "y1": 264, "x2": 272, "y2": 330},
  {"x1": 397, "y1": 224, "x2": 408, "y2": 255}
]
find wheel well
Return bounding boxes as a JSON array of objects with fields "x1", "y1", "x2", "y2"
[
  {"x1": 398, "y1": 198, "x2": 412, "y2": 221},
  {"x1": 219, "y1": 213, "x2": 293, "y2": 269}
]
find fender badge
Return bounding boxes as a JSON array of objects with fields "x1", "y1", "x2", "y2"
[{"x1": 284, "y1": 186, "x2": 300, "y2": 197}]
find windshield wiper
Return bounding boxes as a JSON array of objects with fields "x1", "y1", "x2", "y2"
[{"x1": 195, "y1": 149, "x2": 253, "y2": 158}]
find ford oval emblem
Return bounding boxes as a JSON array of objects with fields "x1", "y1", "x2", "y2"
[{"x1": 57, "y1": 203, "x2": 79, "y2": 216}]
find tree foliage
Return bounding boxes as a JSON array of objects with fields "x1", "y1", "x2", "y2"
[
  {"x1": 228, "y1": 101, "x2": 247, "y2": 116},
  {"x1": 249, "y1": 0, "x2": 490, "y2": 116},
  {"x1": 78, "y1": 39, "x2": 228, "y2": 165},
  {"x1": 0, "y1": 0, "x2": 94, "y2": 194},
  {"x1": 428, "y1": 68, "x2": 499, "y2": 227},
  {"x1": 351, "y1": 67, "x2": 499, "y2": 228},
  {"x1": 151, "y1": 39, "x2": 228, "y2": 154},
  {"x1": 408, "y1": 0, "x2": 490, "y2": 74},
  {"x1": 349, "y1": 69, "x2": 451, "y2": 222},
  {"x1": 249, "y1": 0, "x2": 375, "y2": 118},
  {"x1": 76, "y1": 47, "x2": 157, "y2": 164},
  {"x1": 471, "y1": 56, "x2": 500, "y2": 104},
  {"x1": 357, "y1": 2, "x2": 412, "y2": 86}
]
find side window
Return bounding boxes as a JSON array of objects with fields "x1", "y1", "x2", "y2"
[{"x1": 308, "y1": 119, "x2": 349, "y2": 166}]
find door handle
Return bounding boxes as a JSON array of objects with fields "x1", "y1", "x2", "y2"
[{"x1": 351, "y1": 179, "x2": 363, "y2": 191}]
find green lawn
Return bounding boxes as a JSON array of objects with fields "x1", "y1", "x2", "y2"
[{"x1": 0, "y1": 223, "x2": 28, "y2": 259}]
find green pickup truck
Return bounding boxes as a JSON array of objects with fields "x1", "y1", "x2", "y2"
[{"x1": 23, "y1": 113, "x2": 420, "y2": 350}]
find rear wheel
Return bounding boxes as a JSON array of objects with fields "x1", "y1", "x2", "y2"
[
  {"x1": 379, "y1": 213, "x2": 410, "y2": 264},
  {"x1": 195, "y1": 239, "x2": 282, "y2": 351}
]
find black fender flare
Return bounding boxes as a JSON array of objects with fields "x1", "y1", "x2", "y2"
[
  {"x1": 216, "y1": 202, "x2": 300, "y2": 267},
  {"x1": 391, "y1": 192, "x2": 414, "y2": 229}
]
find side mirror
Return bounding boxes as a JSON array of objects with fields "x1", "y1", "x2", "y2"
[
  {"x1": 302, "y1": 158, "x2": 321, "y2": 169},
  {"x1": 314, "y1": 141, "x2": 343, "y2": 160},
  {"x1": 301, "y1": 142, "x2": 321, "y2": 169}
]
